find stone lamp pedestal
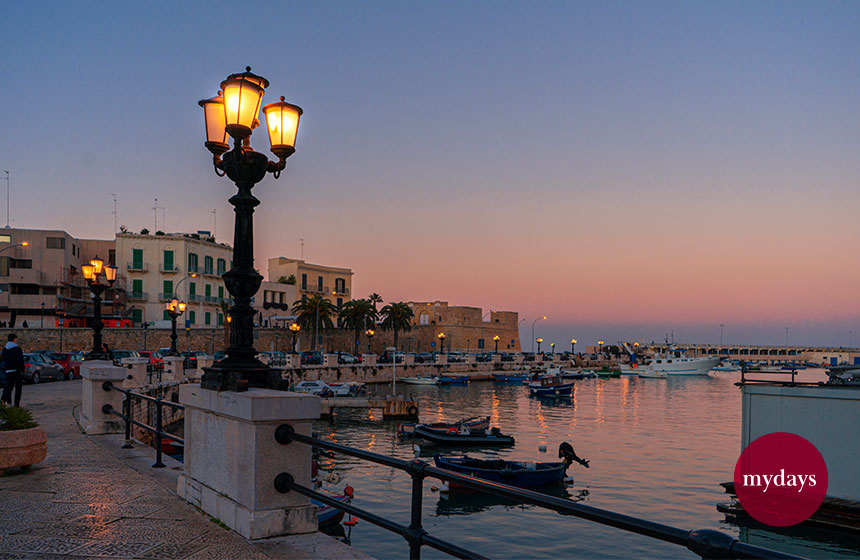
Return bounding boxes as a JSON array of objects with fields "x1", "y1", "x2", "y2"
[{"x1": 178, "y1": 384, "x2": 321, "y2": 539}]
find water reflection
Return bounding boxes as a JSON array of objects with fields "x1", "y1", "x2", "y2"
[{"x1": 435, "y1": 485, "x2": 587, "y2": 517}]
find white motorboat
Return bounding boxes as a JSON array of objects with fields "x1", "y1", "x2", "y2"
[
  {"x1": 622, "y1": 343, "x2": 721, "y2": 377},
  {"x1": 401, "y1": 376, "x2": 439, "y2": 385},
  {"x1": 711, "y1": 360, "x2": 740, "y2": 372}
]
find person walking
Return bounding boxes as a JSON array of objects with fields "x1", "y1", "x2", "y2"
[{"x1": 1, "y1": 334, "x2": 25, "y2": 407}]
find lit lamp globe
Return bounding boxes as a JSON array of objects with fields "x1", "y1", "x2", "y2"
[
  {"x1": 90, "y1": 256, "x2": 104, "y2": 277},
  {"x1": 220, "y1": 67, "x2": 269, "y2": 140},
  {"x1": 198, "y1": 92, "x2": 229, "y2": 156},
  {"x1": 82, "y1": 264, "x2": 95, "y2": 282},
  {"x1": 263, "y1": 96, "x2": 303, "y2": 161},
  {"x1": 104, "y1": 265, "x2": 117, "y2": 284}
]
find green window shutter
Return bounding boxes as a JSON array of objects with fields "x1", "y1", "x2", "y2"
[
  {"x1": 163, "y1": 310, "x2": 171, "y2": 321},
  {"x1": 163, "y1": 280, "x2": 173, "y2": 295},
  {"x1": 164, "y1": 250, "x2": 174, "y2": 270},
  {"x1": 205, "y1": 312, "x2": 211, "y2": 325},
  {"x1": 204, "y1": 256, "x2": 213, "y2": 274},
  {"x1": 132, "y1": 279, "x2": 143, "y2": 293},
  {"x1": 132, "y1": 248, "x2": 143, "y2": 268},
  {"x1": 189, "y1": 310, "x2": 196, "y2": 324},
  {"x1": 188, "y1": 252, "x2": 198, "y2": 272},
  {"x1": 218, "y1": 313, "x2": 224, "y2": 326},
  {"x1": 218, "y1": 286, "x2": 224, "y2": 298},
  {"x1": 189, "y1": 282, "x2": 196, "y2": 296},
  {"x1": 217, "y1": 258, "x2": 226, "y2": 275},
  {"x1": 205, "y1": 284, "x2": 211, "y2": 297},
  {"x1": 132, "y1": 309, "x2": 143, "y2": 323}
]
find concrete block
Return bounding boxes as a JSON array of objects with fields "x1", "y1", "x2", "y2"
[
  {"x1": 436, "y1": 354, "x2": 448, "y2": 365},
  {"x1": 361, "y1": 354, "x2": 376, "y2": 366},
  {"x1": 80, "y1": 361, "x2": 128, "y2": 435},
  {"x1": 323, "y1": 354, "x2": 338, "y2": 367}
]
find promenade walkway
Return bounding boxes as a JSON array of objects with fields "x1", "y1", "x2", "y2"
[{"x1": 0, "y1": 380, "x2": 371, "y2": 560}]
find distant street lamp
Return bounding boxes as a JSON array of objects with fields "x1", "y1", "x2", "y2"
[
  {"x1": 598, "y1": 340, "x2": 604, "y2": 355},
  {"x1": 82, "y1": 256, "x2": 117, "y2": 360},
  {"x1": 290, "y1": 322, "x2": 301, "y2": 354},
  {"x1": 536, "y1": 337, "x2": 543, "y2": 353},
  {"x1": 493, "y1": 335, "x2": 500, "y2": 353},
  {"x1": 198, "y1": 67, "x2": 303, "y2": 391},
  {"x1": 0, "y1": 241, "x2": 29, "y2": 254},
  {"x1": 570, "y1": 338, "x2": 577, "y2": 353},
  {"x1": 550, "y1": 342, "x2": 555, "y2": 355},
  {"x1": 165, "y1": 298, "x2": 187, "y2": 356},
  {"x1": 531, "y1": 316, "x2": 546, "y2": 352},
  {"x1": 437, "y1": 332, "x2": 446, "y2": 354},
  {"x1": 365, "y1": 328, "x2": 375, "y2": 354}
]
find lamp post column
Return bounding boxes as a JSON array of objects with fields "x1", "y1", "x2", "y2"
[
  {"x1": 168, "y1": 311, "x2": 180, "y2": 356},
  {"x1": 89, "y1": 283, "x2": 107, "y2": 357}
]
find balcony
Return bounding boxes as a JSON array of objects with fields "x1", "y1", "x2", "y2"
[
  {"x1": 205, "y1": 295, "x2": 219, "y2": 304},
  {"x1": 8, "y1": 269, "x2": 42, "y2": 284},
  {"x1": 334, "y1": 287, "x2": 350, "y2": 296},
  {"x1": 188, "y1": 264, "x2": 199, "y2": 274},
  {"x1": 127, "y1": 262, "x2": 148, "y2": 272},
  {"x1": 160, "y1": 264, "x2": 180, "y2": 274},
  {"x1": 158, "y1": 292, "x2": 175, "y2": 302},
  {"x1": 300, "y1": 285, "x2": 329, "y2": 294},
  {"x1": 127, "y1": 292, "x2": 148, "y2": 301},
  {"x1": 189, "y1": 294, "x2": 205, "y2": 303}
]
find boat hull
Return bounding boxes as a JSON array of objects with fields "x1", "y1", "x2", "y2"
[
  {"x1": 413, "y1": 426, "x2": 514, "y2": 447},
  {"x1": 434, "y1": 455, "x2": 568, "y2": 488},
  {"x1": 528, "y1": 383, "x2": 574, "y2": 396},
  {"x1": 402, "y1": 377, "x2": 439, "y2": 385}
]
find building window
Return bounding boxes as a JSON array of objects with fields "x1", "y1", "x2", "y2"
[
  {"x1": 189, "y1": 310, "x2": 196, "y2": 324},
  {"x1": 132, "y1": 308, "x2": 143, "y2": 323},
  {"x1": 10, "y1": 259, "x2": 32, "y2": 269},
  {"x1": 205, "y1": 284, "x2": 211, "y2": 297},
  {"x1": 132, "y1": 248, "x2": 143, "y2": 269},
  {"x1": 132, "y1": 279, "x2": 143, "y2": 294},
  {"x1": 335, "y1": 278, "x2": 345, "y2": 293},
  {"x1": 205, "y1": 312, "x2": 211, "y2": 325},
  {"x1": 163, "y1": 310, "x2": 172, "y2": 321},
  {"x1": 163, "y1": 250, "x2": 174, "y2": 271},
  {"x1": 163, "y1": 280, "x2": 173, "y2": 296},
  {"x1": 46, "y1": 236, "x2": 65, "y2": 249},
  {"x1": 189, "y1": 282, "x2": 196, "y2": 296},
  {"x1": 301, "y1": 273, "x2": 307, "y2": 289},
  {"x1": 108, "y1": 249, "x2": 116, "y2": 266},
  {"x1": 0, "y1": 257, "x2": 8, "y2": 277},
  {"x1": 218, "y1": 286, "x2": 224, "y2": 299},
  {"x1": 317, "y1": 276, "x2": 323, "y2": 291},
  {"x1": 217, "y1": 258, "x2": 226, "y2": 275},
  {"x1": 0, "y1": 235, "x2": 10, "y2": 243},
  {"x1": 204, "y1": 256, "x2": 213, "y2": 274},
  {"x1": 188, "y1": 252, "x2": 199, "y2": 273},
  {"x1": 218, "y1": 313, "x2": 224, "y2": 326},
  {"x1": 419, "y1": 313, "x2": 430, "y2": 325}
]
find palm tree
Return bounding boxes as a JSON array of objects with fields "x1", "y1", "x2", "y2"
[
  {"x1": 339, "y1": 298, "x2": 377, "y2": 352},
  {"x1": 368, "y1": 293, "x2": 383, "y2": 314},
  {"x1": 379, "y1": 302, "x2": 414, "y2": 351},
  {"x1": 292, "y1": 295, "x2": 337, "y2": 350}
]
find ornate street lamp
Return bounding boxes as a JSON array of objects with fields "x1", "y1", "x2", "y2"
[
  {"x1": 493, "y1": 335, "x2": 500, "y2": 354},
  {"x1": 165, "y1": 298, "x2": 186, "y2": 356},
  {"x1": 536, "y1": 337, "x2": 543, "y2": 354},
  {"x1": 198, "y1": 67, "x2": 303, "y2": 391},
  {"x1": 550, "y1": 342, "x2": 555, "y2": 355},
  {"x1": 365, "y1": 329, "x2": 375, "y2": 354},
  {"x1": 437, "y1": 332, "x2": 446, "y2": 354},
  {"x1": 289, "y1": 322, "x2": 301, "y2": 354},
  {"x1": 598, "y1": 340, "x2": 604, "y2": 356},
  {"x1": 82, "y1": 256, "x2": 117, "y2": 360},
  {"x1": 571, "y1": 338, "x2": 577, "y2": 353}
]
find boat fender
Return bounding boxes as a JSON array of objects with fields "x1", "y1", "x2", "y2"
[
  {"x1": 446, "y1": 427, "x2": 458, "y2": 434},
  {"x1": 344, "y1": 485, "x2": 355, "y2": 498},
  {"x1": 344, "y1": 517, "x2": 358, "y2": 527},
  {"x1": 407, "y1": 405, "x2": 419, "y2": 417}
]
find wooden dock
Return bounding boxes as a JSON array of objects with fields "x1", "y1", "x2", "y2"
[{"x1": 320, "y1": 396, "x2": 419, "y2": 419}]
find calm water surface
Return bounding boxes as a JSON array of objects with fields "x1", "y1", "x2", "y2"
[{"x1": 314, "y1": 370, "x2": 860, "y2": 559}]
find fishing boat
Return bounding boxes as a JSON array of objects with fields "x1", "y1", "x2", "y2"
[
  {"x1": 433, "y1": 442, "x2": 589, "y2": 488},
  {"x1": 401, "y1": 376, "x2": 439, "y2": 385},
  {"x1": 621, "y1": 342, "x2": 720, "y2": 376},
  {"x1": 437, "y1": 375, "x2": 470, "y2": 385},
  {"x1": 560, "y1": 369, "x2": 596, "y2": 380},
  {"x1": 595, "y1": 368, "x2": 621, "y2": 379},
  {"x1": 711, "y1": 360, "x2": 740, "y2": 372},
  {"x1": 398, "y1": 416, "x2": 490, "y2": 437},
  {"x1": 636, "y1": 369, "x2": 667, "y2": 379},
  {"x1": 528, "y1": 375, "x2": 574, "y2": 396},
  {"x1": 314, "y1": 487, "x2": 354, "y2": 527},
  {"x1": 412, "y1": 425, "x2": 515, "y2": 447}
]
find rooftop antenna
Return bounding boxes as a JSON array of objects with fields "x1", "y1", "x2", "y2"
[
  {"x1": 153, "y1": 198, "x2": 158, "y2": 232},
  {"x1": 111, "y1": 193, "x2": 117, "y2": 234},
  {"x1": 2, "y1": 170, "x2": 9, "y2": 228},
  {"x1": 212, "y1": 209, "x2": 217, "y2": 240},
  {"x1": 300, "y1": 238, "x2": 304, "y2": 260}
]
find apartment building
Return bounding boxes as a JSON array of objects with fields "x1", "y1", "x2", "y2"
[
  {"x1": 257, "y1": 281, "x2": 297, "y2": 327},
  {"x1": 116, "y1": 232, "x2": 232, "y2": 327},
  {"x1": 267, "y1": 257, "x2": 353, "y2": 324},
  {"x1": 0, "y1": 228, "x2": 124, "y2": 327}
]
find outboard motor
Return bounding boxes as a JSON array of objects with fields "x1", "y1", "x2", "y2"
[{"x1": 559, "y1": 442, "x2": 589, "y2": 468}]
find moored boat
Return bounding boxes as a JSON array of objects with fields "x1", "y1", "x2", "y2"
[
  {"x1": 492, "y1": 372, "x2": 530, "y2": 382},
  {"x1": 398, "y1": 416, "x2": 490, "y2": 437},
  {"x1": 412, "y1": 425, "x2": 515, "y2": 447},
  {"x1": 437, "y1": 375, "x2": 469, "y2": 385},
  {"x1": 314, "y1": 487, "x2": 354, "y2": 527},
  {"x1": 433, "y1": 442, "x2": 589, "y2": 488},
  {"x1": 401, "y1": 376, "x2": 439, "y2": 385},
  {"x1": 528, "y1": 375, "x2": 574, "y2": 396}
]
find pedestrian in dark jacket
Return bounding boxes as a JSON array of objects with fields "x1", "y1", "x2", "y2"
[{"x1": 1, "y1": 334, "x2": 25, "y2": 407}]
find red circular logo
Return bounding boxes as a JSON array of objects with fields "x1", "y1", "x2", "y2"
[{"x1": 734, "y1": 432, "x2": 828, "y2": 527}]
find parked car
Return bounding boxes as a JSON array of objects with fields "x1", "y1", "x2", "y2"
[
  {"x1": 110, "y1": 350, "x2": 140, "y2": 365},
  {"x1": 446, "y1": 352, "x2": 466, "y2": 363},
  {"x1": 181, "y1": 351, "x2": 212, "y2": 367},
  {"x1": 292, "y1": 380, "x2": 354, "y2": 397},
  {"x1": 22, "y1": 353, "x2": 65, "y2": 384},
  {"x1": 522, "y1": 352, "x2": 536, "y2": 362},
  {"x1": 416, "y1": 352, "x2": 435, "y2": 363},
  {"x1": 500, "y1": 352, "x2": 515, "y2": 362},
  {"x1": 49, "y1": 352, "x2": 84, "y2": 380},
  {"x1": 337, "y1": 352, "x2": 358, "y2": 364},
  {"x1": 300, "y1": 351, "x2": 323, "y2": 365},
  {"x1": 475, "y1": 353, "x2": 493, "y2": 363},
  {"x1": 378, "y1": 351, "x2": 402, "y2": 364},
  {"x1": 138, "y1": 350, "x2": 164, "y2": 365}
]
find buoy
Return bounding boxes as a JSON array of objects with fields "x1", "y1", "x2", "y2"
[
  {"x1": 344, "y1": 517, "x2": 358, "y2": 527},
  {"x1": 538, "y1": 445, "x2": 547, "y2": 452}
]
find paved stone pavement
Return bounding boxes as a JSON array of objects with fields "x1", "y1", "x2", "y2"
[{"x1": 0, "y1": 379, "x2": 372, "y2": 560}]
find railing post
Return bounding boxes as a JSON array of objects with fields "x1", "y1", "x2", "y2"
[
  {"x1": 405, "y1": 459, "x2": 428, "y2": 560},
  {"x1": 79, "y1": 361, "x2": 128, "y2": 435},
  {"x1": 121, "y1": 393, "x2": 133, "y2": 449},
  {"x1": 152, "y1": 396, "x2": 165, "y2": 468}
]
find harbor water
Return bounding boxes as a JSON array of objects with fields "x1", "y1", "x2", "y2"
[{"x1": 315, "y1": 370, "x2": 860, "y2": 559}]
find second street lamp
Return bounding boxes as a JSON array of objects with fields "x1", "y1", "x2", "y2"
[
  {"x1": 437, "y1": 332, "x2": 446, "y2": 355},
  {"x1": 365, "y1": 329, "x2": 375, "y2": 354},
  {"x1": 493, "y1": 335, "x2": 500, "y2": 354},
  {"x1": 571, "y1": 338, "x2": 577, "y2": 353},
  {"x1": 165, "y1": 298, "x2": 186, "y2": 356},
  {"x1": 536, "y1": 337, "x2": 543, "y2": 354},
  {"x1": 290, "y1": 323, "x2": 301, "y2": 354},
  {"x1": 198, "y1": 67, "x2": 303, "y2": 391},
  {"x1": 82, "y1": 256, "x2": 117, "y2": 361}
]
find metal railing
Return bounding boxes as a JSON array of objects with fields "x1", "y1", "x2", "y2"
[
  {"x1": 273, "y1": 425, "x2": 800, "y2": 560},
  {"x1": 127, "y1": 291, "x2": 148, "y2": 301},
  {"x1": 146, "y1": 363, "x2": 164, "y2": 384},
  {"x1": 160, "y1": 264, "x2": 180, "y2": 273},
  {"x1": 101, "y1": 381, "x2": 184, "y2": 469},
  {"x1": 127, "y1": 262, "x2": 148, "y2": 272}
]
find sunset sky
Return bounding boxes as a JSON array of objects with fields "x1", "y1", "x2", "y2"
[{"x1": 3, "y1": 1, "x2": 860, "y2": 347}]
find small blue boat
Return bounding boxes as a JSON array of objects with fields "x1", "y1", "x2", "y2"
[
  {"x1": 528, "y1": 375, "x2": 574, "y2": 397},
  {"x1": 434, "y1": 443, "x2": 589, "y2": 488},
  {"x1": 492, "y1": 373, "x2": 529, "y2": 382},
  {"x1": 438, "y1": 375, "x2": 469, "y2": 385},
  {"x1": 314, "y1": 487, "x2": 353, "y2": 527}
]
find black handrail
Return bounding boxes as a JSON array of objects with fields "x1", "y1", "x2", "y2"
[
  {"x1": 102, "y1": 381, "x2": 183, "y2": 468},
  {"x1": 274, "y1": 424, "x2": 802, "y2": 560}
]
